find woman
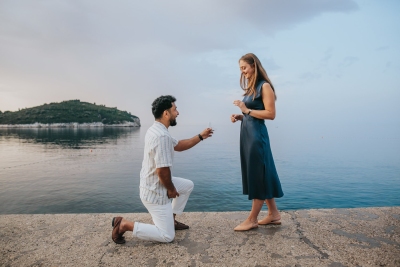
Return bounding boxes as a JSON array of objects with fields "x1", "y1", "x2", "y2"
[{"x1": 232, "y1": 53, "x2": 284, "y2": 231}]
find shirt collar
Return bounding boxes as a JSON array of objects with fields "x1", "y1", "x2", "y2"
[{"x1": 154, "y1": 121, "x2": 168, "y2": 131}]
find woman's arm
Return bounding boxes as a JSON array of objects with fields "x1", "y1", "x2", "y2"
[
  {"x1": 231, "y1": 114, "x2": 243, "y2": 122},
  {"x1": 247, "y1": 83, "x2": 275, "y2": 120},
  {"x1": 233, "y1": 83, "x2": 276, "y2": 120}
]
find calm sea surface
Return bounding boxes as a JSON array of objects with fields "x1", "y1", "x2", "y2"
[{"x1": 0, "y1": 123, "x2": 399, "y2": 214}]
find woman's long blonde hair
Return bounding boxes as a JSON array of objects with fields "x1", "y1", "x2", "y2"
[{"x1": 239, "y1": 53, "x2": 276, "y2": 100}]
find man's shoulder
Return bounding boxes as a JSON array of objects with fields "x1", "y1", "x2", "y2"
[{"x1": 146, "y1": 123, "x2": 171, "y2": 141}]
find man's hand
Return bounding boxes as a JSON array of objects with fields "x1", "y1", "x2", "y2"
[
  {"x1": 157, "y1": 167, "x2": 178, "y2": 198},
  {"x1": 200, "y1": 128, "x2": 214, "y2": 140},
  {"x1": 167, "y1": 187, "x2": 180, "y2": 198},
  {"x1": 174, "y1": 128, "x2": 214, "y2": 151}
]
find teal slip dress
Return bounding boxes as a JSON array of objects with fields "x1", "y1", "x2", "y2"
[{"x1": 240, "y1": 80, "x2": 284, "y2": 200}]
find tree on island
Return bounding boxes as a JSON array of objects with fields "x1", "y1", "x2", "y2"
[{"x1": 0, "y1": 100, "x2": 140, "y2": 125}]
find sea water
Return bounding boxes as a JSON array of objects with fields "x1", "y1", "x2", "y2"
[{"x1": 0, "y1": 123, "x2": 399, "y2": 214}]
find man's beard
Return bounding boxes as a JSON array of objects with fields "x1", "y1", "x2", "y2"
[{"x1": 170, "y1": 118, "x2": 177, "y2": 126}]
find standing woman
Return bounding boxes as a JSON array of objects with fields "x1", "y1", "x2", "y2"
[{"x1": 232, "y1": 53, "x2": 284, "y2": 231}]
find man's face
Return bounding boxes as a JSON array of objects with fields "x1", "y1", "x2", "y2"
[{"x1": 167, "y1": 102, "x2": 179, "y2": 126}]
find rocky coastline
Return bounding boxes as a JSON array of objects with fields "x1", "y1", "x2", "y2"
[{"x1": 0, "y1": 119, "x2": 140, "y2": 128}]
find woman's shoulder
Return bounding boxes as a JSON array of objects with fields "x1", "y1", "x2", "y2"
[
  {"x1": 258, "y1": 79, "x2": 269, "y2": 86},
  {"x1": 256, "y1": 80, "x2": 268, "y2": 92},
  {"x1": 261, "y1": 81, "x2": 272, "y2": 89}
]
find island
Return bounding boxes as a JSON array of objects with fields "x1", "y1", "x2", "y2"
[{"x1": 0, "y1": 100, "x2": 140, "y2": 128}]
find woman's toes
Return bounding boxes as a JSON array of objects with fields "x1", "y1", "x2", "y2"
[{"x1": 234, "y1": 220, "x2": 258, "y2": 231}]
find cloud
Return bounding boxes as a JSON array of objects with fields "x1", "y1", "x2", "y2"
[
  {"x1": 0, "y1": 0, "x2": 359, "y2": 124},
  {"x1": 321, "y1": 48, "x2": 334, "y2": 66},
  {"x1": 299, "y1": 71, "x2": 321, "y2": 82},
  {"x1": 376, "y1": 46, "x2": 389, "y2": 51},
  {"x1": 339, "y1": 56, "x2": 359, "y2": 68},
  {"x1": 0, "y1": 0, "x2": 359, "y2": 51}
]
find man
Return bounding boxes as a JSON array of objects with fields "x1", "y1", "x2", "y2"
[{"x1": 111, "y1": 95, "x2": 213, "y2": 244}]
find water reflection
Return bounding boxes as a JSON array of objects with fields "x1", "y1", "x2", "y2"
[{"x1": 0, "y1": 127, "x2": 140, "y2": 149}]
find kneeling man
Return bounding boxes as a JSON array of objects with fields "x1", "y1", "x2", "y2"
[{"x1": 112, "y1": 95, "x2": 213, "y2": 244}]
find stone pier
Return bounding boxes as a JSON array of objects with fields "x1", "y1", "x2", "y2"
[{"x1": 1, "y1": 207, "x2": 399, "y2": 266}]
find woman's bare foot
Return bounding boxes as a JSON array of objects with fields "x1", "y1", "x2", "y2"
[
  {"x1": 234, "y1": 218, "x2": 258, "y2": 231},
  {"x1": 258, "y1": 214, "x2": 281, "y2": 225}
]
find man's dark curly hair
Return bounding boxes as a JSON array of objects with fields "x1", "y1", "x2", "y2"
[{"x1": 152, "y1": 95, "x2": 177, "y2": 119}]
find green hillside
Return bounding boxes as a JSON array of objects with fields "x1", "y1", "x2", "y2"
[{"x1": 0, "y1": 100, "x2": 139, "y2": 125}]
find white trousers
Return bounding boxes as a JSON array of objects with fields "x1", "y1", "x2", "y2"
[{"x1": 133, "y1": 177, "x2": 194, "y2": 242}]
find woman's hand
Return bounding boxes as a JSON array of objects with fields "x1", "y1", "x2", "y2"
[
  {"x1": 231, "y1": 114, "x2": 243, "y2": 123},
  {"x1": 233, "y1": 100, "x2": 249, "y2": 114}
]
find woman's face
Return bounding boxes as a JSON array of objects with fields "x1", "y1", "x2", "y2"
[{"x1": 239, "y1": 60, "x2": 255, "y2": 79}]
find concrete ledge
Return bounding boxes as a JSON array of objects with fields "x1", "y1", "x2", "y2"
[{"x1": 1, "y1": 207, "x2": 399, "y2": 266}]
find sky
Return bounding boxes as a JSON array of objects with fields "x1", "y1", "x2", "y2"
[{"x1": 1, "y1": 0, "x2": 399, "y2": 136}]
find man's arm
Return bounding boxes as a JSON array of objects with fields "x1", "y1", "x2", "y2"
[
  {"x1": 174, "y1": 128, "x2": 213, "y2": 152},
  {"x1": 156, "y1": 167, "x2": 179, "y2": 198}
]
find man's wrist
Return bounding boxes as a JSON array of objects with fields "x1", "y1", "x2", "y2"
[
  {"x1": 167, "y1": 186, "x2": 176, "y2": 192},
  {"x1": 198, "y1": 134, "x2": 203, "y2": 141}
]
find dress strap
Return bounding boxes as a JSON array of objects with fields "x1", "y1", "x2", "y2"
[{"x1": 256, "y1": 80, "x2": 267, "y2": 95}]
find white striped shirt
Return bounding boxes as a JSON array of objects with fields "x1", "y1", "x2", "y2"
[{"x1": 139, "y1": 121, "x2": 178, "y2": 205}]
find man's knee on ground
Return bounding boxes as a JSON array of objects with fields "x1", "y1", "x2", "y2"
[{"x1": 162, "y1": 232, "x2": 175, "y2": 243}]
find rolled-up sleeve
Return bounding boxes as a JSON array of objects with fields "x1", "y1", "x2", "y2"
[{"x1": 172, "y1": 137, "x2": 178, "y2": 147}]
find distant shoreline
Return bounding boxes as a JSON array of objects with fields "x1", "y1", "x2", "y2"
[
  {"x1": 0, "y1": 100, "x2": 140, "y2": 126},
  {"x1": 0, "y1": 121, "x2": 140, "y2": 128}
]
